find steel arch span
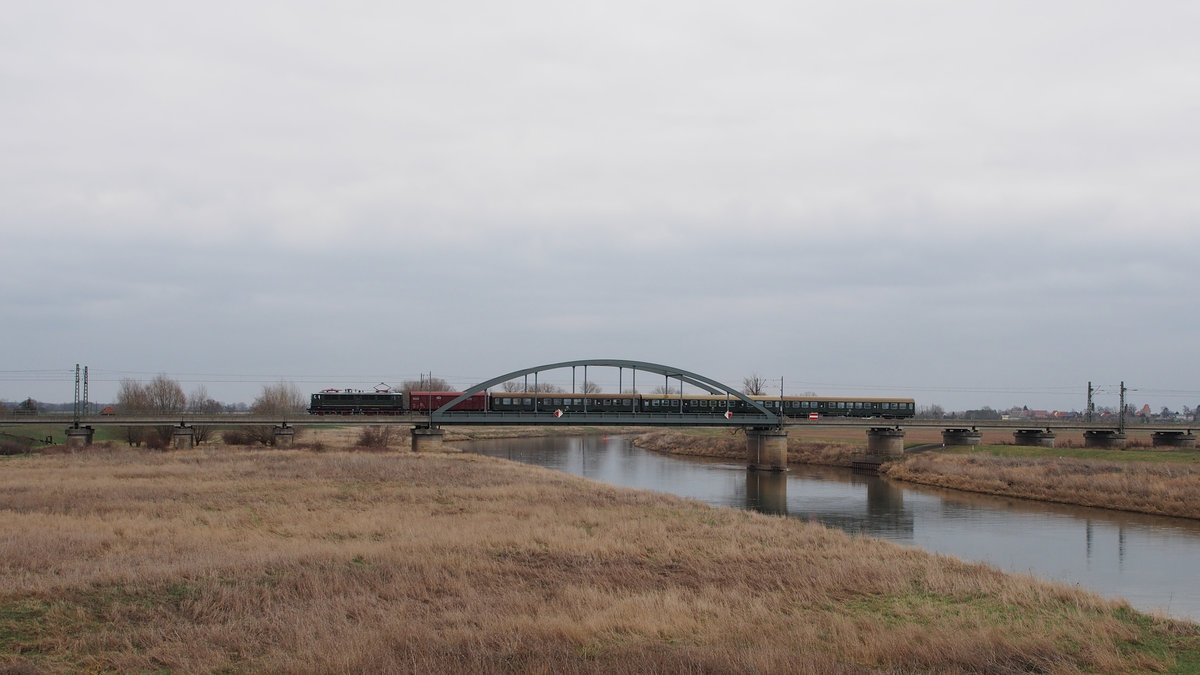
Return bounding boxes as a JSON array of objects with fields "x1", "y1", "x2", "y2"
[{"x1": 429, "y1": 359, "x2": 779, "y2": 427}]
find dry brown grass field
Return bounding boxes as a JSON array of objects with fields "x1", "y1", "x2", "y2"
[{"x1": 2, "y1": 443, "x2": 1199, "y2": 673}]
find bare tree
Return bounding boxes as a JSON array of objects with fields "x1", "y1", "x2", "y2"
[
  {"x1": 253, "y1": 381, "x2": 307, "y2": 414},
  {"x1": 236, "y1": 381, "x2": 308, "y2": 446},
  {"x1": 187, "y1": 385, "x2": 223, "y2": 443},
  {"x1": 187, "y1": 385, "x2": 224, "y2": 414},
  {"x1": 116, "y1": 378, "x2": 151, "y2": 446},
  {"x1": 146, "y1": 374, "x2": 186, "y2": 413},
  {"x1": 917, "y1": 404, "x2": 946, "y2": 419},
  {"x1": 403, "y1": 376, "x2": 452, "y2": 392},
  {"x1": 117, "y1": 378, "x2": 150, "y2": 412},
  {"x1": 114, "y1": 375, "x2": 185, "y2": 448},
  {"x1": 580, "y1": 380, "x2": 601, "y2": 394},
  {"x1": 742, "y1": 373, "x2": 768, "y2": 396},
  {"x1": 651, "y1": 385, "x2": 680, "y2": 395}
]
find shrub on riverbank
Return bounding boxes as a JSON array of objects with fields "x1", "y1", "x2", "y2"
[
  {"x1": 885, "y1": 452, "x2": 1200, "y2": 519},
  {"x1": 2, "y1": 448, "x2": 1197, "y2": 672}
]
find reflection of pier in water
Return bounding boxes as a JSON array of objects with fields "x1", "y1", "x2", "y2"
[
  {"x1": 745, "y1": 471, "x2": 788, "y2": 516},
  {"x1": 743, "y1": 469, "x2": 916, "y2": 538}
]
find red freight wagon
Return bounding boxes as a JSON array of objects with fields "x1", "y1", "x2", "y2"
[{"x1": 406, "y1": 391, "x2": 487, "y2": 412}]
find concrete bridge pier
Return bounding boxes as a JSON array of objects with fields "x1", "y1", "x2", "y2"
[
  {"x1": 1152, "y1": 431, "x2": 1197, "y2": 448},
  {"x1": 273, "y1": 424, "x2": 295, "y2": 448},
  {"x1": 1013, "y1": 429, "x2": 1056, "y2": 448},
  {"x1": 866, "y1": 427, "x2": 905, "y2": 456},
  {"x1": 942, "y1": 428, "x2": 983, "y2": 446},
  {"x1": 1084, "y1": 430, "x2": 1127, "y2": 449},
  {"x1": 172, "y1": 425, "x2": 196, "y2": 449},
  {"x1": 411, "y1": 426, "x2": 445, "y2": 452},
  {"x1": 64, "y1": 426, "x2": 94, "y2": 448},
  {"x1": 746, "y1": 427, "x2": 788, "y2": 471}
]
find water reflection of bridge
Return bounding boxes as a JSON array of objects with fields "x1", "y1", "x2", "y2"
[{"x1": 744, "y1": 469, "x2": 915, "y2": 538}]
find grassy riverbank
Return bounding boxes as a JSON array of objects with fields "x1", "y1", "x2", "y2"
[
  {"x1": 3, "y1": 446, "x2": 1198, "y2": 673},
  {"x1": 885, "y1": 447, "x2": 1200, "y2": 520}
]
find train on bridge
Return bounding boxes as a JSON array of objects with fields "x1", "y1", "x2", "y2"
[{"x1": 308, "y1": 389, "x2": 916, "y2": 419}]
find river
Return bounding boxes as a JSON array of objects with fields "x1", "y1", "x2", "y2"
[{"x1": 464, "y1": 434, "x2": 1200, "y2": 621}]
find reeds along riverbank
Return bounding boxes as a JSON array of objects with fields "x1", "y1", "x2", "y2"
[
  {"x1": 1, "y1": 447, "x2": 1197, "y2": 673},
  {"x1": 884, "y1": 452, "x2": 1200, "y2": 520}
]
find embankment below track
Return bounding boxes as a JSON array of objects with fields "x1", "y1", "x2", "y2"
[{"x1": 633, "y1": 429, "x2": 1200, "y2": 520}]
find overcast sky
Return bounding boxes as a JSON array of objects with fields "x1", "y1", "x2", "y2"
[{"x1": 3, "y1": 1, "x2": 1198, "y2": 412}]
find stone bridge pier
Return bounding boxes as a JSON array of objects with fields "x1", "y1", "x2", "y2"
[
  {"x1": 273, "y1": 424, "x2": 295, "y2": 448},
  {"x1": 411, "y1": 426, "x2": 445, "y2": 452},
  {"x1": 172, "y1": 425, "x2": 196, "y2": 449},
  {"x1": 866, "y1": 427, "x2": 905, "y2": 456},
  {"x1": 1013, "y1": 429, "x2": 1056, "y2": 447},
  {"x1": 746, "y1": 427, "x2": 788, "y2": 471},
  {"x1": 1084, "y1": 430, "x2": 1127, "y2": 449},
  {"x1": 1152, "y1": 431, "x2": 1197, "y2": 448},
  {"x1": 941, "y1": 428, "x2": 983, "y2": 446},
  {"x1": 64, "y1": 426, "x2": 94, "y2": 448}
]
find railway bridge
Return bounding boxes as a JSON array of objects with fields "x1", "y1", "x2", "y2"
[
  {"x1": 411, "y1": 359, "x2": 791, "y2": 469},
  {"x1": 7, "y1": 359, "x2": 1196, "y2": 471}
]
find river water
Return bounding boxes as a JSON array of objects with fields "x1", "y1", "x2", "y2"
[{"x1": 464, "y1": 434, "x2": 1200, "y2": 621}]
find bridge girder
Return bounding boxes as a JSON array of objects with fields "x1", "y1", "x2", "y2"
[{"x1": 430, "y1": 359, "x2": 779, "y2": 426}]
